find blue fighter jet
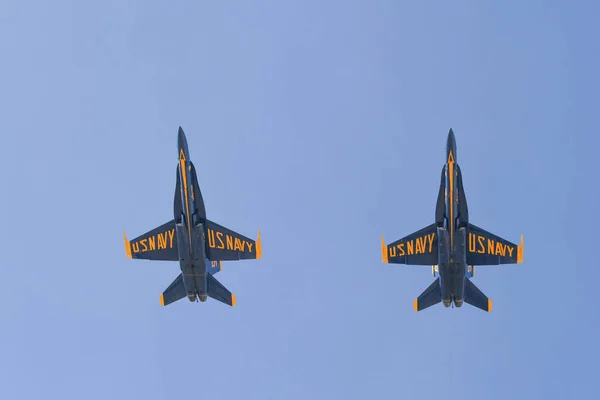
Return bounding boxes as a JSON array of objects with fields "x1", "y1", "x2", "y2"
[
  {"x1": 382, "y1": 129, "x2": 523, "y2": 312},
  {"x1": 124, "y1": 127, "x2": 262, "y2": 306}
]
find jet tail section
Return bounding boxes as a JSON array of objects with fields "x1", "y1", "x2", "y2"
[
  {"x1": 464, "y1": 279, "x2": 492, "y2": 312},
  {"x1": 207, "y1": 274, "x2": 236, "y2": 306},
  {"x1": 413, "y1": 278, "x2": 442, "y2": 312},
  {"x1": 160, "y1": 274, "x2": 187, "y2": 306}
]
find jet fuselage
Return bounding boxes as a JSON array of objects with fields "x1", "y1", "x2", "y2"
[
  {"x1": 175, "y1": 129, "x2": 208, "y2": 302},
  {"x1": 436, "y1": 130, "x2": 469, "y2": 308}
]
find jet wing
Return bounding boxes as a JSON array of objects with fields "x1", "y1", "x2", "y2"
[
  {"x1": 382, "y1": 223, "x2": 438, "y2": 265},
  {"x1": 124, "y1": 220, "x2": 178, "y2": 261},
  {"x1": 204, "y1": 219, "x2": 262, "y2": 261},
  {"x1": 466, "y1": 223, "x2": 523, "y2": 265}
]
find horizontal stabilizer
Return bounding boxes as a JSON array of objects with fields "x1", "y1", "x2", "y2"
[
  {"x1": 414, "y1": 278, "x2": 442, "y2": 311},
  {"x1": 160, "y1": 274, "x2": 187, "y2": 306},
  {"x1": 205, "y1": 219, "x2": 262, "y2": 261},
  {"x1": 207, "y1": 274, "x2": 236, "y2": 306},
  {"x1": 466, "y1": 223, "x2": 523, "y2": 265},
  {"x1": 124, "y1": 220, "x2": 179, "y2": 261},
  {"x1": 464, "y1": 278, "x2": 492, "y2": 312},
  {"x1": 383, "y1": 223, "x2": 438, "y2": 265}
]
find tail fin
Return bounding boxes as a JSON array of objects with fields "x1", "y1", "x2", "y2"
[
  {"x1": 160, "y1": 274, "x2": 187, "y2": 306},
  {"x1": 206, "y1": 259, "x2": 222, "y2": 275},
  {"x1": 464, "y1": 279, "x2": 492, "y2": 312},
  {"x1": 414, "y1": 278, "x2": 442, "y2": 312},
  {"x1": 207, "y1": 274, "x2": 236, "y2": 307}
]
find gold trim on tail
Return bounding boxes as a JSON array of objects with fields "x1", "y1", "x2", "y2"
[
  {"x1": 517, "y1": 234, "x2": 524, "y2": 264},
  {"x1": 381, "y1": 236, "x2": 388, "y2": 264},
  {"x1": 256, "y1": 231, "x2": 262, "y2": 259},
  {"x1": 123, "y1": 232, "x2": 132, "y2": 259}
]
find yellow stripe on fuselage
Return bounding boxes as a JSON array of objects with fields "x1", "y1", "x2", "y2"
[
  {"x1": 448, "y1": 151, "x2": 455, "y2": 252},
  {"x1": 180, "y1": 149, "x2": 192, "y2": 247}
]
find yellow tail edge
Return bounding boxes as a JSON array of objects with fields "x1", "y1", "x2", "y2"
[
  {"x1": 123, "y1": 232, "x2": 132, "y2": 259},
  {"x1": 381, "y1": 236, "x2": 388, "y2": 264},
  {"x1": 256, "y1": 231, "x2": 262, "y2": 259},
  {"x1": 517, "y1": 234, "x2": 524, "y2": 264}
]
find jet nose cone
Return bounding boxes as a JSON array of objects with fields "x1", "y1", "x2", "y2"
[
  {"x1": 446, "y1": 128, "x2": 457, "y2": 162},
  {"x1": 178, "y1": 126, "x2": 187, "y2": 145},
  {"x1": 178, "y1": 126, "x2": 189, "y2": 157}
]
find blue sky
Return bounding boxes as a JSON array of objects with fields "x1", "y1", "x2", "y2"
[{"x1": 1, "y1": 1, "x2": 598, "y2": 399}]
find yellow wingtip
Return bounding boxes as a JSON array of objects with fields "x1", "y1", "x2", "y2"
[
  {"x1": 256, "y1": 230, "x2": 262, "y2": 259},
  {"x1": 413, "y1": 299, "x2": 418, "y2": 312},
  {"x1": 123, "y1": 231, "x2": 132, "y2": 259},
  {"x1": 381, "y1": 235, "x2": 389, "y2": 264},
  {"x1": 159, "y1": 294, "x2": 165, "y2": 306},
  {"x1": 488, "y1": 299, "x2": 493, "y2": 312},
  {"x1": 517, "y1": 234, "x2": 524, "y2": 264},
  {"x1": 231, "y1": 294, "x2": 236, "y2": 307}
]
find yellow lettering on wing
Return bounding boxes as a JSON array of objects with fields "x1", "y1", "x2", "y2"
[
  {"x1": 415, "y1": 237, "x2": 423, "y2": 254},
  {"x1": 407, "y1": 240, "x2": 414, "y2": 255},
  {"x1": 495, "y1": 241, "x2": 505, "y2": 257},
  {"x1": 487, "y1": 239, "x2": 495, "y2": 255},
  {"x1": 467, "y1": 233, "x2": 518, "y2": 259},
  {"x1": 167, "y1": 229, "x2": 175, "y2": 248},
  {"x1": 216, "y1": 232, "x2": 225, "y2": 249},
  {"x1": 390, "y1": 233, "x2": 437, "y2": 259},
  {"x1": 477, "y1": 235, "x2": 485, "y2": 254},
  {"x1": 158, "y1": 232, "x2": 167, "y2": 250},
  {"x1": 203, "y1": 230, "x2": 255, "y2": 255},
  {"x1": 469, "y1": 233, "x2": 476, "y2": 252},
  {"x1": 427, "y1": 233, "x2": 435, "y2": 252},
  {"x1": 397, "y1": 243, "x2": 405, "y2": 256},
  {"x1": 207, "y1": 228, "x2": 216, "y2": 248},
  {"x1": 132, "y1": 228, "x2": 176, "y2": 254},
  {"x1": 506, "y1": 246, "x2": 514, "y2": 258}
]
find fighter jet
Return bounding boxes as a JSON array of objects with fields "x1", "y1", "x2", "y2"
[
  {"x1": 381, "y1": 129, "x2": 523, "y2": 312},
  {"x1": 123, "y1": 127, "x2": 262, "y2": 307}
]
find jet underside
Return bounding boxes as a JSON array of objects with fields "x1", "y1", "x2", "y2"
[
  {"x1": 124, "y1": 127, "x2": 262, "y2": 307},
  {"x1": 382, "y1": 129, "x2": 523, "y2": 312}
]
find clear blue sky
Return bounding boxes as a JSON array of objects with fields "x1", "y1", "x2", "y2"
[{"x1": 1, "y1": 1, "x2": 598, "y2": 399}]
